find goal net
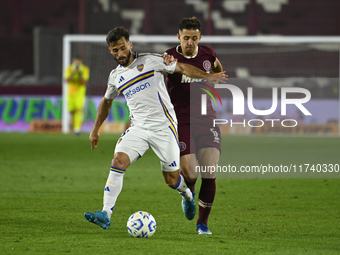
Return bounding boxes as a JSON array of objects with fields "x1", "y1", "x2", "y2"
[{"x1": 62, "y1": 35, "x2": 340, "y2": 135}]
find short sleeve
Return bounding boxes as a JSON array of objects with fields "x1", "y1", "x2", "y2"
[
  {"x1": 152, "y1": 55, "x2": 177, "y2": 74},
  {"x1": 104, "y1": 70, "x2": 120, "y2": 99}
]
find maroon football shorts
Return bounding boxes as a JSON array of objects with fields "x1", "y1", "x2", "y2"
[{"x1": 178, "y1": 122, "x2": 221, "y2": 157}]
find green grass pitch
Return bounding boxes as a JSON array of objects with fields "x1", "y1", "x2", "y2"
[{"x1": 0, "y1": 133, "x2": 339, "y2": 254}]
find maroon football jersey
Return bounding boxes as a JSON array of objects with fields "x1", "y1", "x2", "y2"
[{"x1": 166, "y1": 45, "x2": 217, "y2": 124}]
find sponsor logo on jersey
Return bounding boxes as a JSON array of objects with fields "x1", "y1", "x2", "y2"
[
  {"x1": 119, "y1": 76, "x2": 125, "y2": 83},
  {"x1": 125, "y1": 82, "x2": 151, "y2": 99},
  {"x1": 137, "y1": 64, "x2": 144, "y2": 72},
  {"x1": 181, "y1": 74, "x2": 204, "y2": 83}
]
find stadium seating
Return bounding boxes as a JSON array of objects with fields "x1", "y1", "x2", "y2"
[{"x1": 0, "y1": 0, "x2": 339, "y2": 89}]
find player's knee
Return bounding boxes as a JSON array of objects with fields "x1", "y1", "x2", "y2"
[
  {"x1": 181, "y1": 165, "x2": 197, "y2": 183},
  {"x1": 111, "y1": 152, "x2": 130, "y2": 169},
  {"x1": 185, "y1": 175, "x2": 197, "y2": 183},
  {"x1": 163, "y1": 172, "x2": 178, "y2": 188},
  {"x1": 166, "y1": 179, "x2": 177, "y2": 188}
]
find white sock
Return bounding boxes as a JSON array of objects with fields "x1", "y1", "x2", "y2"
[
  {"x1": 173, "y1": 174, "x2": 193, "y2": 201},
  {"x1": 102, "y1": 166, "x2": 125, "y2": 219}
]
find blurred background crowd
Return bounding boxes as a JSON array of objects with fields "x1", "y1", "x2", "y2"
[
  {"x1": 0, "y1": 0, "x2": 339, "y2": 90},
  {"x1": 0, "y1": 0, "x2": 339, "y2": 134}
]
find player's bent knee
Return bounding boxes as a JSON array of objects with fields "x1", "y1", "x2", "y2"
[
  {"x1": 167, "y1": 182, "x2": 177, "y2": 189},
  {"x1": 181, "y1": 166, "x2": 197, "y2": 183},
  {"x1": 163, "y1": 171, "x2": 179, "y2": 188},
  {"x1": 165, "y1": 176, "x2": 177, "y2": 188},
  {"x1": 184, "y1": 175, "x2": 197, "y2": 183},
  {"x1": 185, "y1": 176, "x2": 197, "y2": 183},
  {"x1": 111, "y1": 152, "x2": 130, "y2": 169}
]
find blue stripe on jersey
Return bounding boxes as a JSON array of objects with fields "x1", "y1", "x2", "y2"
[
  {"x1": 110, "y1": 166, "x2": 125, "y2": 174},
  {"x1": 169, "y1": 124, "x2": 179, "y2": 148},
  {"x1": 158, "y1": 92, "x2": 174, "y2": 123},
  {"x1": 119, "y1": 70, "x2": 154, "y2": 93}
]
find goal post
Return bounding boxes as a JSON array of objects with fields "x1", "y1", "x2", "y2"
[{"x1": 62, "y1": 35, "x2": 340, "y2": 135}]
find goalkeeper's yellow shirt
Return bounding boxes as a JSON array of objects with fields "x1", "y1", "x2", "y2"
[{"x1": 65, "y1": 64, "x2": 90, "y2": 98}]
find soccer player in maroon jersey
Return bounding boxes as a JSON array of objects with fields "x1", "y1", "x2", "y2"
[{"x1": 165, "y1": 17, "x2": 225, "y2": 235}]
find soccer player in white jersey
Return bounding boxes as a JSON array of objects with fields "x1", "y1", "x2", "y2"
[{"x1": 84, "y1": 27, "x2": 227, "y2": 230}]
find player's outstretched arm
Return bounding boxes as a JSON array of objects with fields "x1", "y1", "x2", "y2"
[
  {"x1": 162, "y1": 53, "x2": 178, "y2": 65},
  {"x1": 89, "y1": 97, "x2": 114, "y2": 150},
  {"x1": 175, "y1": 62, "x2": 227, "y2": 80},
  {"x1": 212, "y1": 58, "x2": 223, "y2": 73}
]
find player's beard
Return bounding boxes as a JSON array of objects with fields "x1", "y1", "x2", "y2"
[{"x1": 114, "y1": 51, "x2": 132, "y2": 67}]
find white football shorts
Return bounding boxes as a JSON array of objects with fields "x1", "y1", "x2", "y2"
[{"x1": 114, "y1": 124, "x2": 180, "y2": 172}]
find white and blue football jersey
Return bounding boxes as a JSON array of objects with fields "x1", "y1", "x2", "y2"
[{"x1": 105, "y1": 53, "x2": 177, "y2": 130}]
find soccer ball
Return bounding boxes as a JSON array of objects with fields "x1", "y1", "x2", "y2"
[{"x1": 126, "y1": 211, "x2": 156, "y2": 238}]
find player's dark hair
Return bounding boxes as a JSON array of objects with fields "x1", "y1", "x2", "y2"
[
  {"x1": 106, "y1": 27, "x2": 130, "y2": 46},
  {"x1": 179, "y1": 16, "x2": 201, "y2": 33}
]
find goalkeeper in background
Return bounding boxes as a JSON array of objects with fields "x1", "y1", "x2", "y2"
[{"x1": 64, "y1": 56, "x2": 90, "y2": 135}]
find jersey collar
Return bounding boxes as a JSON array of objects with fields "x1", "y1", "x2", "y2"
[{"x1": 176, "y1": 45, "x2": 199, "y2": 59}]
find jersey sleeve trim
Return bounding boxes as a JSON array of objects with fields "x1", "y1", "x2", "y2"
[{"x1": 136, "y1": 52, "x2": 163, "y2": 58}]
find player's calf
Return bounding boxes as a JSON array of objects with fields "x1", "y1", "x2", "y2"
[{"x1": 166, "y1": 173, "x2": 196, "y2": 220}]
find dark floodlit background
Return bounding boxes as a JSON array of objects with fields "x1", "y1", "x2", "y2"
[
  {"x1": 0, "y1": 0, "x2": 339, "y2": 134},
  {"x1": 1, "y1": 2, "x2": 340, "y2": 254}
]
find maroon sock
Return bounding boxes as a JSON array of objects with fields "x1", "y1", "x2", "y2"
[
  {"x1": 180, "y1": 170, "x2": 196, "y2": 192},
  {"x1": 197, "y1": 178, "x2": 216, "y2": 226}
]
